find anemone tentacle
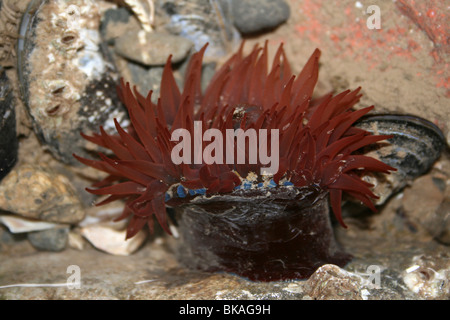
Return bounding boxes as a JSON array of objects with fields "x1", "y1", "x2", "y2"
[{"x1": 76, "y1": 42, "x2": 395, "y2": 239}]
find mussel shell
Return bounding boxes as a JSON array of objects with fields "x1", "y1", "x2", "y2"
[
  {"x1": 17, "y1": 0, "x2": 128, "y2": 165},
  {"x1": 173, "y1": 188, "x2": 351, "y2": 281},
  {"x1": 0, "y1": 69, "x2": 18, "y2": 181},
  {"x1": 356, "y1": 114, "x2": 446, "y2": 179}
]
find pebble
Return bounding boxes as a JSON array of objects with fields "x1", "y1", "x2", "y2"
[
  {"x1": 80, "y1": 225, "x2": 147, "y2": 256},
  {"x1": 230, "y1": 0, "x2": 290, "y2": 34},
  {"x1": 160, "y1": 0, "x2": 241, "y2": 60},
  {"x1": 0, "y1": 69, "x2": 18, "y2": 181},
  {"x1": 0, "y1": 164, "x2": 85, "y2": 224},
  {"x1": 27, "y1": 226, "x2": 69, "y2": 252},
  {"x1": 114, "y1": 31, "x2": 193, "y2": 66},
  {"x1": 0, "y1": 214, "x2": 60, "y2": 234}
]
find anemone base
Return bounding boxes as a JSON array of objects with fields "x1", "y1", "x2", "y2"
[{"x1": 174, "y1": 188, "x2": 352, "y2": 282}]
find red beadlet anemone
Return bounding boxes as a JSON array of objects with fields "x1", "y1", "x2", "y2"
[{"x1": 75, "y1": 42, "x2": 395, "y2": 241}]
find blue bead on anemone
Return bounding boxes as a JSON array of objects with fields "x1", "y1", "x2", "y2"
[{"x1": 75, "y1": 42, "x2": 395, "y2": 281}]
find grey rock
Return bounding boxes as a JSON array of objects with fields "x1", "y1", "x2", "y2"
[
  {"x1": 114, "y1": 31, "x2": 193, "y2": 66},
  {"x1": 356, "y1": 115, "x2": 446, "y2": 180},
  {"x1": 27, "y1": 227, "x2": 69, "y2": 252},
  {"x1": 231, "y1": 0, "x2": 290, "y2": 34},
  {"x1": 0, "y1": 69, "x2": 18, "y2": 181}
]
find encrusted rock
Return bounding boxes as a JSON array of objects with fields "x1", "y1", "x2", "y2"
[
  {"x1": 229, "y1": 0, "x2": 290, "y2": 34},
  {"x1": 304, "y1": 264, "x2": 374, "y2": 300},
  {"x1": 0, "y1": 224, "x2": 29, "y2": 254},
  {"x1": 0, "y1": 214, "x2": 60, "y2": 233},
  {"x1": 114, "y1": 30, "x2": 193, "y2": 66},
  {"x1": 27, "y1": 226, "x2": 69, "y2": 252},
  {"x1": 0, "y1": 164, "x2": 85, "y2": 224}
]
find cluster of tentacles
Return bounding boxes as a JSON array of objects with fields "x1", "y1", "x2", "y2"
[{"x1": 75, "y1": 42, "x2": 395, "y2": 239}]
